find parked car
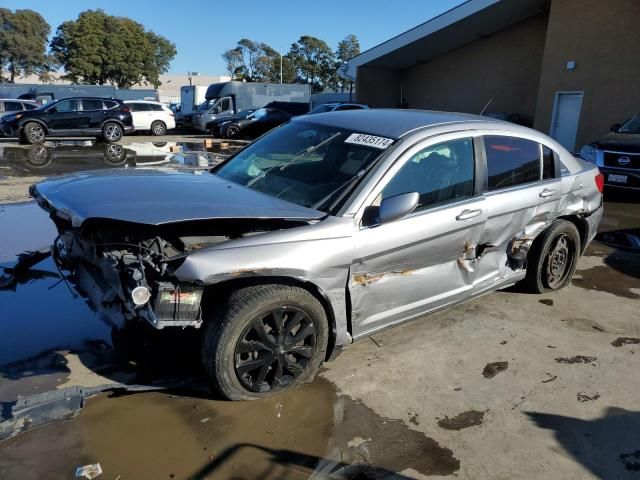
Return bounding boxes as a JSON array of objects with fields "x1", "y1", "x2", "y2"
[
  {"x1": 26, "y1": 109, "x2": 603, "y2": 400},
  {"x1": 205, "y1": 109, "x2": 255, "y2": 137},
  {"x1": 0, "y1": 99, "x2": 39, "y2": 117},
  {"x1": 307, "y1": 103, "x2": 369, "y2": 115},
  {"x1": 219, "y1": 108, "x2": 291, "y2": 138},
  {"x1": 0, "y1": 97, "x2": 134, "y2": 144},
  {"x1": 580, "y1": 114, "x2": 640, "y2": 191},
  {"x1": 124, "y1": 100, "x2": 175, "y2": 136}
]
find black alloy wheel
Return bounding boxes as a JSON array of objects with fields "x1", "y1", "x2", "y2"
[{"x1": 235, "y1": 306, "x2": 317, "y2": 393}]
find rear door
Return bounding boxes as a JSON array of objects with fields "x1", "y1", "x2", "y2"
[
  {"x1": 472, "y1": 134, "x2": 549, "y2": 289},
  {"x1": 349, "y1": 134, "x2": 486, "y2": 337},
  {"x1": 79, "y1": 99, "x2": 106, "y2": 131}
]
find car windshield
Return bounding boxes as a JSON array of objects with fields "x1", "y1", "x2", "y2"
[
  {"x1": 215, "y1": 121, "x2": 392, "y2": 210},
  {"x1": 197, "y1": 101, "x2": 214, "y2": 111},
  {"x1": 308, "y1": 104, "x2": 335, "y2": 114},
  {"x1": 619, "y1": 114, "x2": 640, "y2": 134},
  {"x1": 248, "y1": 109, "x2": 267, "y2": 120}
]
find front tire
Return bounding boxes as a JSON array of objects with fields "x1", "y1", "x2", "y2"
[
  {"x1": 102, "y1": 122, "x2": 123, "y2": 142},
  {"x1": 523, "y1": 220, "x2": 581, "y2": 293},
  {"x1": 22, "y1": 122, "x2": 46, "y2": 144},
  {"x1": 150, "y1": 120, "x2": 167, "y2": 136},
  {"x1": 202, "y1": 284, "x2": 329, "y2": 400},
  {"x1": 225, "y1": 124, "x2": 240, "y2": 138}
]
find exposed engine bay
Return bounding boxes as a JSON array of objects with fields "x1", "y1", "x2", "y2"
[{"x1": 51, "y1": 217, "x2": 306, "y2": 330}]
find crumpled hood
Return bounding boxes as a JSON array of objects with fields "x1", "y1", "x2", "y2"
[{"x1": 31, "y1": 168, "x2": 324, "y2": 227}]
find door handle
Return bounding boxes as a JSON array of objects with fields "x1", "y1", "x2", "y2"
[
  {"x1": 539, "y1": 188, "x2": 557, "y2": 198},
  {"x1": 456, "y1": 209, "x2": 482, "y2": 221}
]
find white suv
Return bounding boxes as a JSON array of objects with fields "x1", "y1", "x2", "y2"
[{"x1": 124, "y1": 100, "x2": 175, "y2": 136}]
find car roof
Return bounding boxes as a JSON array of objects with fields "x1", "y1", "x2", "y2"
[
  {"x1": 0, "y1": 98, "x2": 37, "y2": 103},
  {"x1": 123, "y1": 100, "x2": 163, "y2": 104},
  {"x1": 53, "y1": 97, "x2": 119, "y2": 101},
  {"x1": 293, "y1": 108, "x2": 502, "y2": 138}
]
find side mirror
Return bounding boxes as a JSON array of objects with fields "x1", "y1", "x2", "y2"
[
  {"x1": 611, "y1": 123, "x2": 621, "y2": 133},
  {"x1": 363, "y1": 192, "x2": 419, "y2": 226}
]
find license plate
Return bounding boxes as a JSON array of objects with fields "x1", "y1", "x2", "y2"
[{"x1": 608, "y1": 174, "x2": 628, "y2": 184}]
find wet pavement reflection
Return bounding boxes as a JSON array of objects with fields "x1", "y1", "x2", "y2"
[{"x1": 0, "y1": 139, "x2": 639, "y2": 479}]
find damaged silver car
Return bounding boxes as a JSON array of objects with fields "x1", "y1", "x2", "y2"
[{"x1": 27, "y1": 110, "x2": 603, "y2": 400}]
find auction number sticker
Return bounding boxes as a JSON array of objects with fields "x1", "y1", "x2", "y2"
[{"x1": 345, "y1": 133, "x2": 394, "y2": 150}]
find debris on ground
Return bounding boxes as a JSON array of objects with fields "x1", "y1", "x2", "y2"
[
  {"x1": 482, "y1": 361, "x2": 509, "y2": 379},
  {"x1": 75, "y1": 463, "x2": 102, "y2": 479}
]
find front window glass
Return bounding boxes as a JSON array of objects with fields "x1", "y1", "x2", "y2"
[
  {"x1": 619, "y1": 115, "x2": 640, "y2": 134},
  {"x1": 250, "y1": 109, "x2": 268, "y2": 120},
  {"x1": 382, "y1": 138, "x2": 475, "y2": 211},
  {"x1": 216, "y1": 121, "x2": 390, "y2": 209},
  {"x1": 52, "y1": 99, "x2": 78, "y2": 112}
]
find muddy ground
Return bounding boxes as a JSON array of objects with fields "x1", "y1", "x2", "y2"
[{"x1": 0, "y1": 140, "x2": 639, "y2": 479}]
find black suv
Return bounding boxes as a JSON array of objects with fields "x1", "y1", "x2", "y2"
[
  {"x1": 0, "y1": 97, "x2": 134, "y2": 144},
  {"x1": 580, "y1": 114, "x2": 640, "y2": 191}
]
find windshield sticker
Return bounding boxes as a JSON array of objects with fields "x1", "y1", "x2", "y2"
[{"x1": 345, "y1": 133, "x2": 394, "y2": 150}]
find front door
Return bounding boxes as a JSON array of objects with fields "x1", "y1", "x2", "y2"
[
  {"x1": 550, "y1": 92, "x2": 583, "y2": 153},
  {"x1": 45, "y1": 99, "x2": 82, "y2": 132},
  {"x1": 349, "y1": 135, "x2": 486, "y2": 338}
]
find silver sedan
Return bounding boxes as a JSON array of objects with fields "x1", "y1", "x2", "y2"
[{"x1": 30, "y1": 109, "x2": 604, "y2": 399}]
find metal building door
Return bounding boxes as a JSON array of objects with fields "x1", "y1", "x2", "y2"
[{"x1": 550, "y1": 92, "x2": 583, "y2": 153}]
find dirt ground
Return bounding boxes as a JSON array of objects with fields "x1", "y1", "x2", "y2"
[{"x1": 0, "y1": 140, "x2": 638, "y2": 479}]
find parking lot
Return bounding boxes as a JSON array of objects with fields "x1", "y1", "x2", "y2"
[{"x1": 0, "y1": 137, "x2": 638, "y2": 479}]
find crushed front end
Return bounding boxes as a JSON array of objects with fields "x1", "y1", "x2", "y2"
[{"x1": 53, "y1": 227, "x2": 204, "y2": 330}]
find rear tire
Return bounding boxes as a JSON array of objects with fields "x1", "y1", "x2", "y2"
[
  {"x1": 22, "y1": 122, "x2": 46, "y2": 144},
  {"x1": 202, "y1": 284, "x2": 329, "y2": 400},
  {"x1": 523, "y1": 220, "x2": 581, "y2": 293},
  {"x1": 150, "y1": 120, "x2": 166, "y2": 136},
  {"x1": 102, "y1": 122, "x2": 123, "y2": 142}
]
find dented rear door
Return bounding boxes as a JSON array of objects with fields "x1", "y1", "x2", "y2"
[
  {"x1": 349, "y1": 135, "x2": 487, "y2": 338},
  {"x1": 472, "y1": 135, "x2": 549, "y2": 289}
]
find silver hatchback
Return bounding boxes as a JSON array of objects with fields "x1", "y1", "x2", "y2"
[{"x1": 30, "y1": 109, "x2": 604, "y2": 399}]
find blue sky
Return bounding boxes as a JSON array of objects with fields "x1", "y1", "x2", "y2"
[{"x1": 7, "y1": 0, "x2": 465, "y2": 75}]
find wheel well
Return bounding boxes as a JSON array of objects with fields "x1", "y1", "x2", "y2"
[
  {"x1": 557, "y1": 214, "x2": 589, "y2": 254},
  {"x1": 20, "y1": 120, "x2": 48, "y2": 135},
  {"x1": 100, "y1": 119, "x2": 125, "y2": 130},
  {"x1": 201, "y1": 276, "x2": 339, "y2": 361}
]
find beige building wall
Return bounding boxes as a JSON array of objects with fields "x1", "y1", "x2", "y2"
[
  {"x1": 356, "y1": 66, "x2": 402, "y2": 107},
  {"x1": 534, "y1": 0, "x2": 640, "y2": 148},
  {"x1": 402, "y1": 13, "x2": 549, "y2": 125}
]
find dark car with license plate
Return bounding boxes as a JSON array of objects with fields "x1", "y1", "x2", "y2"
[
  {"x1": 0, "y1": 97, "x2": 134, "y2": 144},
  {"x1": 580, "y1": 115, "x2": 640, "y2": 191}
]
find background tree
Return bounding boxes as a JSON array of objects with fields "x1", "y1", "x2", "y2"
[
  {"x1": 50, "y1": 9, "x2": 176, "y2": 88},
  {"x1": 288, "y1": 36, "x2": 336, "y2": 93},
  {"x1": 222, "y1": 39, "x2": 294, "y2": 82},
  {"x1": 334, "y1": 34, "x2": 360, "y2": 92},
  {"x1": 0, "y1": 8, "x2": 52, "y2": 82}
]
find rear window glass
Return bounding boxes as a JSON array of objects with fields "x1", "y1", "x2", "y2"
[
  {"x1": 542, "y1": 146, "x2": 556, "y2": 179},
  {"x1": 23, "y1": 103, "x2": 38, "y2": 110},
  {"x1": 104, "y1": 100, "x2": 119, "y2": 109},
  {"x1": 82, "y1": 99, "x2": 104, "y2": 110},
  {"x1": 485, "y1": 136, "x2": 541, "y2": 191},
  {"x1": 4, "y1": 101, "x2": 23, "y2": 112},
  {"x1": 132, "y1": 103, "x2": 151, "y2": 112},
  {"x1": 150, "y1": 104, "x2": 164, "y2": 111}
]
